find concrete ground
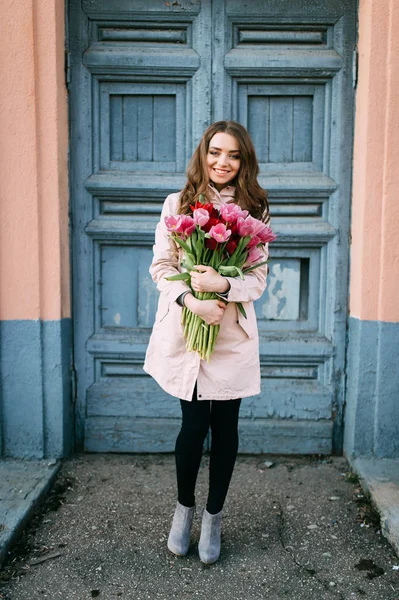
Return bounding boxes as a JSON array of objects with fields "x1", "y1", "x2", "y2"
[
  {"x1": 0, "y1": 459, "x2": 60, "y2": 566},
  {"x1": 1, "y1": 453, "x2": 399, "y2": 600},
  {"x1": 353, "y1": 458, "x2": 399, "y2": 558}
]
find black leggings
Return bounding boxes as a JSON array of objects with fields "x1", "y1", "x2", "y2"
[{"x1": 175, "y1": 387, "x2": 241, "y2": 514}]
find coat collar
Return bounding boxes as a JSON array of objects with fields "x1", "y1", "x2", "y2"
[{"x1": 208, "y1": 183, "x2": 236, "y2": 204}]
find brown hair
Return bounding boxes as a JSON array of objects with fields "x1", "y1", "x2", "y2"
[{"x1": 178, "y1": 121, "x2": 270, "y2": 222}]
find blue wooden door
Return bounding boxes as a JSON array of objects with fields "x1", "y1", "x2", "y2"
[{"x1": 69, "y1": 0, "x2": 356, "y2": 453}]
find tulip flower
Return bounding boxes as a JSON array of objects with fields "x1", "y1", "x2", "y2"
[
  {"x1": 164, "y1": 214, "x2": 195, "y2": 238},
  {"x1": 190, "y1": 200, "x2": 218, "y2": 217},
  {"x1": 202, "y1": 216, "x2": 221, "y2": 233},
  {"x1": 164, "y1": 200, "x2": 276, "y2": 363},
  {"x1": 244, "y1": 246, "x2": 264, "y2": 267},
  {"x1": 205, "y1": 237, "x2": 218, "y2": 250},
  {"x1": 193, "y1": 208, "x2": 210, "y2": 228},
  {"x1": 209, "y1": 223, "x2": 231, "y2": 243},
  {"x1": 226, "y1": 239, "x2": 238, "y2": 256},
  {"x1": 164, "y1": 215, "x2": 183, "y2": 232},
  {"x1": 179, "y1": 215, "x2": 196, "y2": 238},
  {"x1": 256, "y1": 224, "x2": 278, "y2": 244},
  {"x1": 219, "y1": 203, "x2": 244, "y2": 224},
  {"x1": 236, "y1": 216, "x2": 257, "y2": 237},
  {"x1": 247, "y1": 235, "x2": 261, "y2": 248}
]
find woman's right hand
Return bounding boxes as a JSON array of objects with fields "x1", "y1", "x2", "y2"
[{"x1": 184, "y1": 295, "x2": 227, "y2": 326}]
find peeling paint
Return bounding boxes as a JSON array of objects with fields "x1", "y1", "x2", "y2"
[{"x1": 262, "y1": 261, "x2": 300, "y2": 320}]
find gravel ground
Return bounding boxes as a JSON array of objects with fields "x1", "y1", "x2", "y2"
[{"x1": 1, "y1": 454, "x2": 398, "y2": 600}]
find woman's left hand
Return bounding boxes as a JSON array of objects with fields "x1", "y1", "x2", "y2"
[{"x1": 191, "y1": 265, "x2": 230, "y2": 294}]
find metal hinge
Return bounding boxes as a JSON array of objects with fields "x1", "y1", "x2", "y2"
[
  {"x1": 352, "y1": 49, "x2": 358, "y2": 89},
  {"x1": 71, "y1": 363, "x2": 77, "y2": 405},
  {"x1": 65, "y1": 50, "x2": 71, "y2": 89}
]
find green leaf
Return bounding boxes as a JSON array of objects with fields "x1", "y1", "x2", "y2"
[
  {"x1": 218, "y1": 265, "x2": 239, "y2": 276},
  {"x1": 220, "y1": 265, "x2": 245, "y2": 279},
  {"x1": 226, "y1": 236, "x2": 250, "y2": 266},
  {"x1": 165, "y1": 272, "x2": 191, "y2": 281},
  {"x1": 242, "y1": 260, "x2": 269, "y2": 274},
  {"x1": 195, "y1": 237, "x2": 203, "y2": 263},
  {"x1": 182, "y1": 255, "x2": 195, "y2": 270},
  {"x1": 236, "y1": 267, "x2": 245, "y2": 280},
  {"x1": 236, "y1": 302, "x2": 247, "y2": 319},
  {"x1": 190, "y1": 228, "x2": 197, "y2": 248},
  {"x1": 174, "y1": 237, "x2": 192, "y2": 254}
]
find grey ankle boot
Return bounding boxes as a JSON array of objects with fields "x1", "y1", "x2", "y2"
[
  {"x1": 198, "y1": 508, "x2": 223, "y2": 564},
  {"x1": 167, "y1": 501, "x2": 195, "y2": 556}
]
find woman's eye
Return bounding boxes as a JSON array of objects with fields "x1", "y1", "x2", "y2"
[
  {"x1": 209, "y1": 151, "x2": 219, "y2": 156},
  {"x1": 230, "y1": 155, "x2": 240, "y2": 160}
]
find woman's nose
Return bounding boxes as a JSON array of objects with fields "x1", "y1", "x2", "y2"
[{"x1": 217, "y1": 154, "x2": 228, "y2": 166}]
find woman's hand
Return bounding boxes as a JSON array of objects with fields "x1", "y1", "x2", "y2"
[
  {"x1": 185, "y1": 295, "x2": 227, "y2": 326},
  {"x1": 191, "y1": 265, "x2": 230, "y2": 294}
]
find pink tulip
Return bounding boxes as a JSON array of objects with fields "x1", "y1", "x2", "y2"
[
  {"x1": 219, "y1": 203, "x2": 243, "y2": 224},
  {"x1": 245, "y1": 215, "x2": 264, "y2": 233},
  {"x1": 164, "y1": 215, "x2": 183, "y2": 232},
  {"x1": 193, "y1": 208, "x2": 210, "y2": 228},
  {"x1": 209, "y1": 223, "x2": 231, "y2": 243},
  {"x1": 247, "y1": 235, "x2": 261, "y2": 248},
  {"x1": 236, "y1": 216, "x2": 257, "y2": 237},
  {"x1": 179, "y1": 215, "x2": 196, "y2": 238},
  {"x1": 244, "y1": 246, "x2": 264, "y2": 267},
  {"x1": 164, "y1": 214, "x2": 195, "y2": 238},
  {"x1": 256, "y1": 224, "x2": 277, "y2": 244}
]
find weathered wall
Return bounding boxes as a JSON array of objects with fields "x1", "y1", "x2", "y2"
[
  {"x1": 344, "y1": 0, "x2": 399, "y2": 459},
  {"x1": 0, "y1": 0, "x2": 72, "y2": 457}
]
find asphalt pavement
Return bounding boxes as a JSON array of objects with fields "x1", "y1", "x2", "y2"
[{"x1": 1, "y1": 453, "x2": 399, "y2": 600}]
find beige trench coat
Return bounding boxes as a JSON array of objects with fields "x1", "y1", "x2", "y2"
[{"x1": 143, "y1": 185, "x2": 269, "y2": 401}]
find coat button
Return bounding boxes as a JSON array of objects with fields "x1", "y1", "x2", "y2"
[{"x1": 198, "y1": 394, "x2": 202, "y2": 398}]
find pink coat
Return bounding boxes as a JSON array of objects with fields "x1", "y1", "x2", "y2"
[{"x1": 143, "y1": 185, "x2": 269, "y2": 401}]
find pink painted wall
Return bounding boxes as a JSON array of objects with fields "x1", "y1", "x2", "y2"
[
  {"x1": 0, "y1": 0, "x2": 69, "y2": 321},
  {"x1": 350, "y1": 0, "x2": 399, "y2": 323}
]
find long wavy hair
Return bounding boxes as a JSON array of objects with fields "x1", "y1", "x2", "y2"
[{"x1": 178, "y1": 121, "x2": 270, "y2": 222}]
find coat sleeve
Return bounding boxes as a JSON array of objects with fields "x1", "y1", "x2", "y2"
[
  {"x1": 149, "y1": 194, "x2": 191, "y2": 304},
  {"x1": 223, "y1": 243, "x2": 269, "y2": 303}
]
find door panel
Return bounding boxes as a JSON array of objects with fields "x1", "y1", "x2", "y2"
[
  {"x1": 69, "y1": 0, "x2": 355, "y2": 453},
  {"x1": 70, "y1": 0, "x2": 212, "y2": 451},
  {"x1": 210, "y1": 0, "x2": 355, "y2": 453}
]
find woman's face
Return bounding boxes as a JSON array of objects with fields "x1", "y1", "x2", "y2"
[{"x1": 206, "y1": 132, "x2": 241, "y2": 191}]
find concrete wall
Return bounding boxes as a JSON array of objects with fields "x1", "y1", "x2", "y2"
[
  {"x1": 0, "y1": 0, "x2": 72, "y2": 457},
  {"x1": 344, "y1": 0, "x2": 399, "y2": 459}
]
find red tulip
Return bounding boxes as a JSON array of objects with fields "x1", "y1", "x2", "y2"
[
  {"x1": 205, "y1": 237, "x2": 218, "y2": 250},
  {"x1": 226, "y1": 239, "x2": 238, "y2": 255}
]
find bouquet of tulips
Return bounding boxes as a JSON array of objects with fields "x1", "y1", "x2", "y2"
[{"x1": 164, "y1": 197, "x2": 277, "y2": 362}]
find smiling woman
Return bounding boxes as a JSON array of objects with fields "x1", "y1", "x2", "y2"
[
  {"x1": 177, "y1": 120, "x2": 270, "y2": 221},
  {"x1": 143, "y1": 120, "x2": 271, "y2": 565},
  {"x1": 206, "y1": 132, "x2": 241, "y2": 190}
]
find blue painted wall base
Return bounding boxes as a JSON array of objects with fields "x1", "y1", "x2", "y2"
[
  {"x1": 344, "y1": 317, "x2": 399, "y2": 459},
  {"x1": 0, "y1": 319, "x2": 73, "y2": 458}
]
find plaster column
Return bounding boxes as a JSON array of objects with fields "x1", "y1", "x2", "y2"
[
  {"x1": 0, "y1": 0, "x2": 72, "y2": 457},
  {"x1": 344, "y1": 0, "x2": 399, "y2": 459}
]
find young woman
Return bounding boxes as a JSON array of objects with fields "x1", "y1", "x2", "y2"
[{"x1": 143, "y1": 120, "x2": 270, "y2": 564}]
